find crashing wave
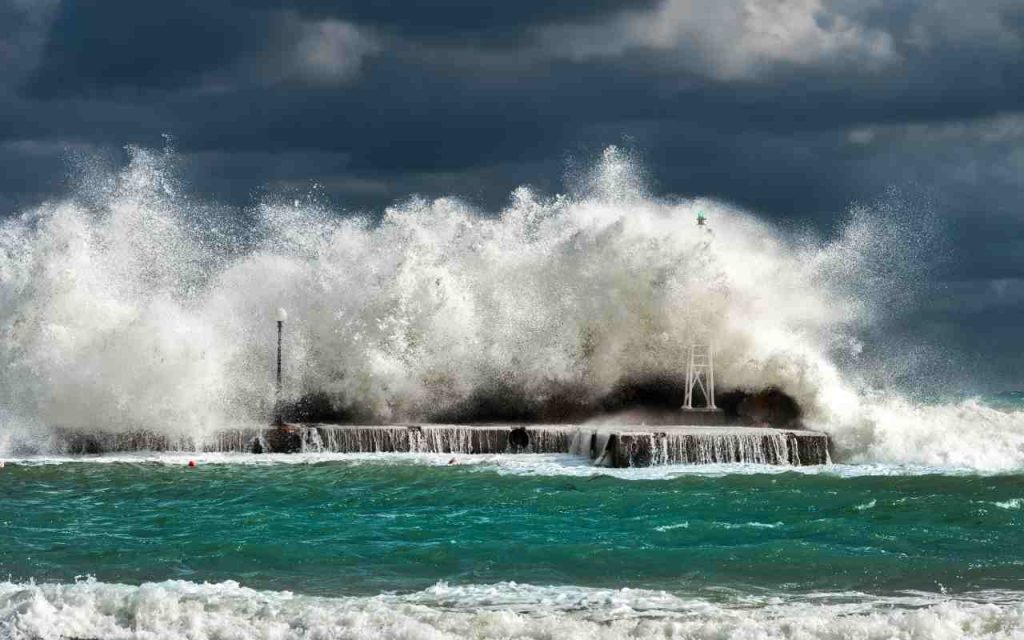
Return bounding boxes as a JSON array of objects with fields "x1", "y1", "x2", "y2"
[
  {"x1": 1, "y1": 145, "x2": 1022, "y2": 470},
  {"x1": 2, "y1": 578, "x2": 1022, "y2": 640}
]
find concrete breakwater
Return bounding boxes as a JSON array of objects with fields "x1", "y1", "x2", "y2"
[
  {"x1": 54, "y1": 423, "x2": 830, "y2": 467},
  {"x1": 605, "y1": 427, "x2": 830, "y2": 466}
]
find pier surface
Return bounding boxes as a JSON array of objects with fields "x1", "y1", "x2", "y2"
[{"x1": 55, "y1": 422, "x2": 830, "y2": 467}]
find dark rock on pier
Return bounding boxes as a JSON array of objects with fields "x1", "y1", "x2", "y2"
[
  {"x1": 717, "y1": 388, "x2": 804, "y2": 429},
  {"x1": 303, "y1": 379, "x2": 807, "y2": 428}
]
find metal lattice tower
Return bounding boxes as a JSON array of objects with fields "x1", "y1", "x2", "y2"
[
  {"x1": 683, "y1": 338, "x2": 716, "y2": 409},
  {"x1": 683, "y1": 208, "x2": 716, "y2": 410}
]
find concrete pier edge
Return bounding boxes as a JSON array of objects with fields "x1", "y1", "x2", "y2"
[{"x1": 53, "y1": 423, "x2": 830, "y2": 467}]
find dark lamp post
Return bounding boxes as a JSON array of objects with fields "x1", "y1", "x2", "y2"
[{"x1": 274, "y1": 307, "x2": 287, "y2": 426}]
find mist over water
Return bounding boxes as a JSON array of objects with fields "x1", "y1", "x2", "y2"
[{"x1": 1, "y1": 145, "x2": 1022, "y2": 470}]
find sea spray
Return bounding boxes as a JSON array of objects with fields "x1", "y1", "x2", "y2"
[
  {"x1": 2, "y1": 146, "x2": 1023, "y2": 469},
  {"x1": 4, "y1": 579, "x2": 1024, "y2": 640}
]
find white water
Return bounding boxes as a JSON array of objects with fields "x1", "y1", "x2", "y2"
[
  {"x1": 2, "y1": 578, "x2": 1023, "y2": 640},
  {"x1": 1, "y1": 145, "x2": 1023, "y2": 471},
  {"x1": 0, "y1": 452, "x2": 1007, "y2": 481},
  {"x1": 633, "y1": 428, "x2": 818, "y2": 465}
]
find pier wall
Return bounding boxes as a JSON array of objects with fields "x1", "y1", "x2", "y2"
[
  {"x1": 52, "y1": 424, "x2": 830, "y2": 466},
  {"x1": 56, "y1": 429, "x2": 266, "y2": 455},
  {"x1": 608, "y1": 428, "x2": 829, "y2": 467}
]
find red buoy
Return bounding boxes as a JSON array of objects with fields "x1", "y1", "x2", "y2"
[{"x1": 188, "y1": 460, "x2": 196, "y2": 468}]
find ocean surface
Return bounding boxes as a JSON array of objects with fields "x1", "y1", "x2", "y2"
[
  {"x1": 2, "y1": 454, "x2": 1024, "y2": 638},
  {"x1": 3, "y1": 147, "x2": 1024, "y2": 637}
]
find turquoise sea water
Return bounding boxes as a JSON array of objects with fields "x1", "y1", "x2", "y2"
[
  {"x1": 3, "y1": 459, "x2": 1024, "y2": 597},
  {"x1": 2, "y1": 455, "x2": 1024, "y2": 638}
]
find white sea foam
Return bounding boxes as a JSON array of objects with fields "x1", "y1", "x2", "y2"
[
  {"x1": 832, "y1": 397, "x2": 1024, "y2": 472},
  {"x1": 993, "y1": 498, "x2": 1023, "y2": 510},
  {"x1": 654, "y1": 522, "x2": 690, "y2": 531},
  {"x1": 2, "y1": 145, "x2": 1023, "y2": 472},
  {"x1": 719, "y1": 521, "x2": 785, "y2": 529},
  {"x1": 0, "y1": 451, "x2": 1010, "y2": 480},
  {"x1": 2, "y1": 578, "x2": 1023, "y2": 640}
]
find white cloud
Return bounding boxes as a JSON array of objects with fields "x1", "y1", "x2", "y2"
[
  {"x1": 903, "y1": 0, "x2": 1023, "y2": 52},
  {"x1": 847, "y1": 128, "x2": 876, "y2": 145},
  {"x1": 191, "y1": 17, "x2": 378, "y2": 91},
  {"x1": 290, "y1": 19, "x2": 378, "y2": 84},
  {"x1": 848, "y1": 112, "x2": 1024, "y2": 145},
  {"x1": 537, "y1": 0, "x2": 897, "y2": 80}
]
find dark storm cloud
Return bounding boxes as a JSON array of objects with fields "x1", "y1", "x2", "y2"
[
  {"x1": 262, "y1": 0, "x2": 660, "y2": 39},
  {"x1": 25, "y1": 0, "x2": 656, "y2": 97},
  {"x1": 28, "y1": 1, "x2": 282, "y2": 95},
  {"x1": 1, "y1": 0, "x2": 1023, "y2": 387}
]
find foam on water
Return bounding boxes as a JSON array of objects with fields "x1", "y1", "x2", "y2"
[
  {"x1": 1, "y1": 145, "x2": 1023, "y2": 471},
  {"x1": 2, "y1": 578, "x2": 1023, "y2": 640},
  {"x1": 993, "y1": 498, "x2": 1024, "y2": 510},
  {"x1": 0, "y1": 451, "x2": 1007, "y2": 479}
]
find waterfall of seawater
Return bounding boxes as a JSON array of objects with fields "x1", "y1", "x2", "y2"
[
  {"x1": 665, "y1": 431, "x2": 788, "y2": 464},
  {"x1": 608, "y1": 429, "x2": 832, "y2": 467},
  {"x1": 313, "y1": 426, "x2": 574, "y2": 455},
  {"x1": 300, "y1": 427, "x2": 324, "y2": 452},
  {"x1": 42, "y1": 422, "x2": 830, "y2": 465}
]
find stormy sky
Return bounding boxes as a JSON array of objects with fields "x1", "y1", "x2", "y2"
[{"x1": 1, "y1": 0, "x2": 1022, "y2": 389}]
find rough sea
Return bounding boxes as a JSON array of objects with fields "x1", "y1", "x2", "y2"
[
  {"x1": 3, "y1": 455, "x2": 1024, "y2": 638},
  {"x1": 2, "y1": 148, "x2": 1023, "y2": 638}
]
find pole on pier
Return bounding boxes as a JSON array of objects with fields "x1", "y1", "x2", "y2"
[{"x1": 274, "y1": 307, "x2": 287, "y2": 426}]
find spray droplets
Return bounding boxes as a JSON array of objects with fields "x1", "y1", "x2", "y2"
[{"x1": 2, "y1": 146, "x2": 1018, "y2": 470}]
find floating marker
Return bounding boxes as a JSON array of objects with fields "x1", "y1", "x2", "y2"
[{"x1": 188, "y1": 460, "x2": 196, "y2": 468}]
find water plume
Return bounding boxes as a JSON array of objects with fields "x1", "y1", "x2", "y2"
[{"x1": 1, "y1": 144, "x2": 1022, "y2": 469}]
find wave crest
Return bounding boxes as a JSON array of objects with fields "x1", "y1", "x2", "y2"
[
  {"x1": 2, "y1": 145, "x2": 1022, "y2": 470},
  {"x1": 3, "y1": 578, "x2": 1023, "y2": 640}
]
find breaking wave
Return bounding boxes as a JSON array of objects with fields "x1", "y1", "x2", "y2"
[
  {"x1": 3, "y1": 578, "x2": 1023, "y2": 640},
  {"x1": 1, "y1": 145, "x2": 1022, "y2": 470}
]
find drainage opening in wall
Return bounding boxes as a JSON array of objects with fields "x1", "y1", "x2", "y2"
[{"x1": 508, "y1": 427, "x2": 530, "y2": 450}]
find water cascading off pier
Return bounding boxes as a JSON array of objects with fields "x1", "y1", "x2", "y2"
[{"x1": 53, "y1": 423, "x2": 830, "y2": 467}]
